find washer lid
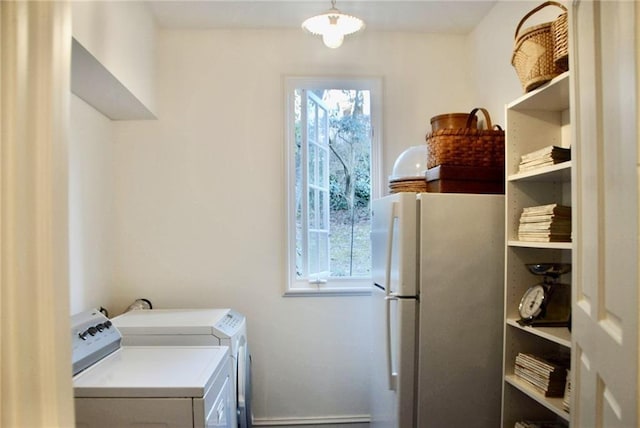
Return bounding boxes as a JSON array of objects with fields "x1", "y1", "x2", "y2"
[
  {"x1": 112, "y1": 308, "x2": 243, "y2": 339},
  {"x1": 73, "y1": 346, "x2": 229, "y2": 398}
]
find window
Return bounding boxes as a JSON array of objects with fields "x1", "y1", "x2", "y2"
[{"x1": 284, "y1": 77, "x2": 382, "y2": 295}]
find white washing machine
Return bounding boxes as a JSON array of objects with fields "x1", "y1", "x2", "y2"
[
  {"x1": 72, "y1": 309, "x2": 234, "y2": 428},
  {"x1": 111, "y1": 308, "x2": 252, "y2": 428}
]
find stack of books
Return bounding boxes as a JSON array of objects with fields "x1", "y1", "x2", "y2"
[
  {"x1": 514, "y1": 352, "x2": 570, "y2": 397},
  {"x1": 518, "y1": 145, "x2": 571, "y2": 173},
  {"x1": 563, "y1": 370, "x2": 571, "y2": 411},
  {"x1": 518, "y1": 204, "x2": 572, "y2": 242}
]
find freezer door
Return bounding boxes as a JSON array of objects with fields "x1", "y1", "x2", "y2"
[
  {"x1": 370, "y1": 285, "x2": 418, "y2": 428},
  {"x1": 371, "y1": 193, "x2": 418, "y2": 297}
]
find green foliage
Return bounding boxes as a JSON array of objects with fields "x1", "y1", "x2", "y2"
[{"x1": 329, "y1": 175, "x2": 349, "y2": 211}]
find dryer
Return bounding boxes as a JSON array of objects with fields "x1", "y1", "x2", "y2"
[
  {"x1": 112, "y1": 308, "x2": 252, "y2": 428},
  {"x1": 72, "y1": 309, "x2": 233, "y2": 428}
]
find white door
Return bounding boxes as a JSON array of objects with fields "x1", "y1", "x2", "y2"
[
  {"x1": 571, "y1": 1, "x2": 638, "y2": 427},
  {"x1": 300, "y1": 89, "x2": 331, "y2": 283}
]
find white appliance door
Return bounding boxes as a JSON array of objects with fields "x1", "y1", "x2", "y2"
[
  {"x1": 237, "y1": 341, "x2": 252, "y2": 428},
  {"x1": 370, "y1": 193, "x2": 419, "y2": 427},
  {"x1": 370, "y1": 287, "x2": 417, "y2": 428},
  {"x1": 416, "y1": 193, "x2": 504, "y2": 428},
  {"x1": 371, "y1": 193, "x2": 418, "y2": 298}
]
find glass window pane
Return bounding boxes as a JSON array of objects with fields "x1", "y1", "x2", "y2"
[
  {"x1": 308, "y1": 231, "x2": 318, "y2": 274},
  {"x1": 307, "y1": 144, "x2": 317, "y2": 186},
  {"x1": 308, "y1": 231, "x2": 329, "y2": 276},
  {"x1": 295, "y1": 222, "x2": 303, "y2": 278},
  {"x1": 307, "y1": 100, "x2": 316, "y2": 141},
  {"x1": 308, "y1": 188, "x2": 316, "y2": 229},
  {"x1": 318, "y1": 148, "x2": 326, "y2": 186},
  {"x1": 294, "y1": 89, "x2": 301, "y2": 120},
  {"x1": 319, "y1": 232, "x2": 329, "y2": 273},
  {"x1": 318, "y1": 190, "x2": 326, "y2": 229},
  {"x1": 318, "y1": 107, "x2": 326, "y2": 143}
]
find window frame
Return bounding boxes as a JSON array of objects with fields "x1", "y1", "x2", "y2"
[{"x1": 283, "y1": 76, "x2": 383, "y2": 296}]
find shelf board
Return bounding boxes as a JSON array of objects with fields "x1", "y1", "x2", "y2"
[
  {"x1": 507, "y1": 72, "x2": 570, "y2": 112},
  {"x1": 505, "y1": 374, "x2": 570, "y2": 422},
  {"x1": 508, "y1": 161, "x2": 572, "y2": 182},
  {"x1": 507, "y1": 318, "x2": 572, "y2": 348},
  {"x1": 507, "y1": 240, "x2": 573, "y2": 250},
  {"x1": 71, "y1": 39, "x2": 156, "y2": 120}
]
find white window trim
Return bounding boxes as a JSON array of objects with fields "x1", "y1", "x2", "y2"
[{"x1": 283, "y1": 76, "x2": 383, "y2": 297}]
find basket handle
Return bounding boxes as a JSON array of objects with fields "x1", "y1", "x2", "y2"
[
  {"x1": 514, "y1": 1, "x2": 568, "y2": 41},
  {"x1": 466, "y1": 107, "x2": 493, "y2": 129}
]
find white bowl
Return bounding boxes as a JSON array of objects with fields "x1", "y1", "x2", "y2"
[{"x1": 389, "y1": 145, "x2": 429, "y2": 181}]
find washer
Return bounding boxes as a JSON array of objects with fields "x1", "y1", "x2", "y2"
[
  {"x1": 72, "y1": 309, "x2": 234, "y2": 428},
  {"x1": 112, "y1": 308, "x2": 252, "y2": 428}
]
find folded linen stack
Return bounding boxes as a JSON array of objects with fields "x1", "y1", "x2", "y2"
[
  {"x1": 514, "y1": 352, "x2": 569, "y2": 398},
  {"x1": 518, "y1": 203, "x2": 571, "y2": 242},
  {"x1": 518, "y1": 145, "x2": 571, "y2": 173}
]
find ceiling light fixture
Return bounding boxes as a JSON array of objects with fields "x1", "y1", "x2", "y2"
[{"x1": 301, "y1": 0, "x2": 365, "y2": 49}]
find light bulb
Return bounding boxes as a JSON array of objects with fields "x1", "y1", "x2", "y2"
[
  {"x1": 301, "y1": 1, "x2": 364, "y2": 49},
  {"x1": 322, "y1": 26, "x2": 344, "y2": 48}
]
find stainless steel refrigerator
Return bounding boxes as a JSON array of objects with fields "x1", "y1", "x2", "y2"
[{"x1": 370, "y1": 192, "x2": 504, "y2": 427}]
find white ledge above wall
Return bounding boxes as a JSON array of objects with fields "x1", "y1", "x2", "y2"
[{"x1": 71, "y1": 38, "x2": 156, "y2": 120}]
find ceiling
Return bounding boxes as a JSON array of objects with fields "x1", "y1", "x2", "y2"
[{"x1": 146, "y1": 1, "x2": 497, "y2": 34}]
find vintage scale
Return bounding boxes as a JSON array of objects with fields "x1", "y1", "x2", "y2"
[{"x1": 517, "y1": 263, "x2": 571, "y2": 328}]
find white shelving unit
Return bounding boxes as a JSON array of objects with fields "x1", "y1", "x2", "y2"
[{"x1": 501, "y1": 72, "x2": 573, "y2": 428}]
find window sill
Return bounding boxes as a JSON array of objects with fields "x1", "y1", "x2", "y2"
[{"x1": 283, "y1": 287, "x2": 372, "y2": 297}]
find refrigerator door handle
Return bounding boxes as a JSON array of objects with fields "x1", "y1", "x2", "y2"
[
  {"x1": 383, "y1": 201, "x2": 399, "y2": 391},
  {"x1": 384, "y1": 294, "x2": 398, "y2": 391},
  {"x1": 384, "y1": 201, "x2": 398, "y2": 299}
]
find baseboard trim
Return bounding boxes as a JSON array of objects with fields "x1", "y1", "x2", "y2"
[{"x1": 252, "y1": 415, "x2": 370, "y2": 426}]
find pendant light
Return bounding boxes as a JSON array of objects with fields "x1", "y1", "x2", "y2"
[{"x1": 301, "y1": 0, "x2": 365, "y2": 49}]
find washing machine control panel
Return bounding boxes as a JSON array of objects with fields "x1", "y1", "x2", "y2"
[
  {"x1": 71, "y1": 309, "x2": 122, "y2": 376},
  {"x1": 214, "y1": 309, "x2": 244, "y2": 337}
]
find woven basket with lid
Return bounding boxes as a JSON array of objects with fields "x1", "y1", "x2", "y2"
[{"x1": 425, "y1": 108, "x2": 504, "y2": 169}]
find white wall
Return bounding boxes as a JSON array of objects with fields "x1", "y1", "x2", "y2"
[
  {"x1": 69, "y1": 0, "x2": 158, "y2": 314},
  {"x1": 68, "y1": 95, "x2": 115, "y2": 314},
  {"x1": 109, "y1": 28, "x2": 472, "y2": 424}
]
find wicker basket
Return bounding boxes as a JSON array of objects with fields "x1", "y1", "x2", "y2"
[
  {"x1": 552, "y1": 10, "x2": 569, "y2": 71},
  {"x1": 512, "y1": 1, "x2": 568, "y2": 92},
  {"x1": 425, "y1": 108, "x2": 504, "y2": 169},
  {"x1": 388, "y1": 177, "x2": 428, "y2": 193}
]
